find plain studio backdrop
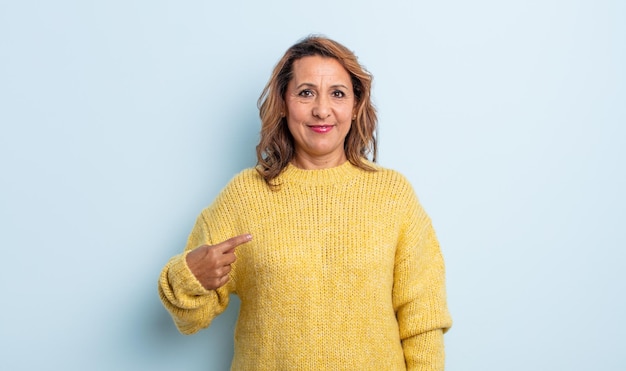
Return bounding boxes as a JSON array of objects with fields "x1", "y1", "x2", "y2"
[{"x1": 1, "y1": 1, "x2": 624, "y2": 370}]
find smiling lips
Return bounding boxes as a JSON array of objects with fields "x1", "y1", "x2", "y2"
[{"x1": 308, "y1": 125, "x2": 334, "y2": 133}]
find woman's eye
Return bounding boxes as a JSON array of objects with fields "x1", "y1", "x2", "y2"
[
  {"x1": 332, "y1": 90, "x2": 345, "y2": 98},
  {"x1": 298, "y1": 90, "x2": 313, "y2": 97}
]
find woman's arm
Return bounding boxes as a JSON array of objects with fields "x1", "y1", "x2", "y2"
[
  {"x1": 158, "y1": 212, "x2": 246, "y2": 334},
  {"x1": 393, "y1": 188, "x2": 452, "y2": 370}
]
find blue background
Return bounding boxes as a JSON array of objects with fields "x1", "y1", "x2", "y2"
[{"x1": 1, "y1": 1, "x2": 624, "y2": 370}]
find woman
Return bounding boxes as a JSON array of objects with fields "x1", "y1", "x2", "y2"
[{"x1": 159, "y1": 36, "x2": 452, "y2": 370}]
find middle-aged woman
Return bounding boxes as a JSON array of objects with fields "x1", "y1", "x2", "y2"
[{"x1": 159, "y1": 35, "x2": 452, "y2": 370}]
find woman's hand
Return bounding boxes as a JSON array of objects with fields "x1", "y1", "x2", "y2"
[{"x1": 186, "y1": 234, "x2": 252, "y2": 290}]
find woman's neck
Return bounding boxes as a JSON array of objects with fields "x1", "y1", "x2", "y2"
[{"x1": 291, "y1": 152, "x2": 348, "y2": 170}]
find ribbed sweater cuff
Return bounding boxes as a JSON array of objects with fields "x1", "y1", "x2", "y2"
[{"x1": 167, "y1": 251, "x2": 212, "y2": 296}]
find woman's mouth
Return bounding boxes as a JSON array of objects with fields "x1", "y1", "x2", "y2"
[{"x1": 308, "y1": 125, "x2": 334, "y2": 133}]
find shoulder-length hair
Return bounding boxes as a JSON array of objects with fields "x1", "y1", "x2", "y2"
[{"x1": 256, "y1": 35, "x2": 378, "y2": 186}]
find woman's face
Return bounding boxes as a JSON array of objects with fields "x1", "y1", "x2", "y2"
[{"x1": 284, "y1": 55, "x2": 355, "y2": 168}]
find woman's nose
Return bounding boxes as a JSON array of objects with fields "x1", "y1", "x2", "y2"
[{"x1": 312, "y1": 95, "x2": 331, "y2": 119}]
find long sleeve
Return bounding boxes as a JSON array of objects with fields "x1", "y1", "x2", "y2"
[
  {"x1": 158, "y1": 211, "x2": 235, "y2": 335},
  {"x1": 393, "y1": 186, "x2": 452, "y2": 371}
]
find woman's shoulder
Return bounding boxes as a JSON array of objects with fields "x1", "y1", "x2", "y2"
[
  {"x1": 234, "y1": 166, "x2": 263, "y2": 180},
  {"x1": 224, "y1": 167, "x2": 265, "y2": 190},
  {"x1": 207, "y1": 167, "x2": 266, "y2": 209},
  {"x1": 360, "y1": 161, "x2": 415, "y2": 191}
]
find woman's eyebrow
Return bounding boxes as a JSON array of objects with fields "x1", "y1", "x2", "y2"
[{"x1": 295, "y1": 82, "x2": 350, "y2": 90}]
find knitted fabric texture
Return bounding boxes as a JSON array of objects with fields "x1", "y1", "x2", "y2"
[{"x1": 159, "y1": 161, "x2": 452, "y2": 370}]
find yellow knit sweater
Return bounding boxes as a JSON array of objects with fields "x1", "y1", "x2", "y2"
[{"x1": 159, "y1": 161, "x2": 452, "y2": 370}]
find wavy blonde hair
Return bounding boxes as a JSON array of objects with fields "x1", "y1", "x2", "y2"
[{"x1": 256, "y1": 35, "x2": 378, "y2": 186}]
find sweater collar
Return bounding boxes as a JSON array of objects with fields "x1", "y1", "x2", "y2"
[{"x1": 277, "y1": 160, "x2": 363, "y2": 186}]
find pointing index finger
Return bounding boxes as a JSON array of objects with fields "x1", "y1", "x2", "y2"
[{"x1": 218, "y1": 234, "x2": 252, "y2": 253}]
